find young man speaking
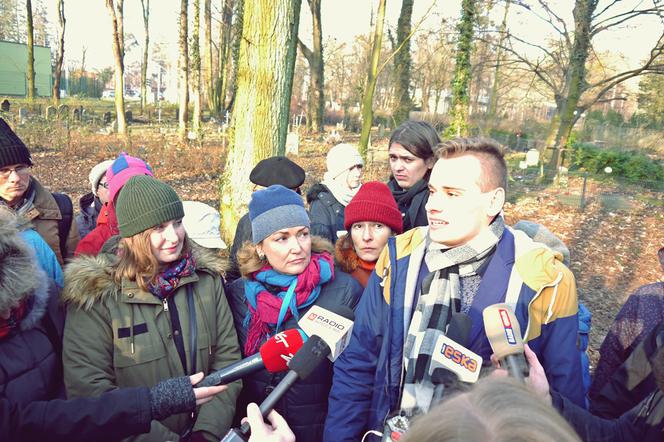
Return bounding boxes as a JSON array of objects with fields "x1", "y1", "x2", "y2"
[{"x1": 324, "y1": 138, "x2": 584, "y2": 441}]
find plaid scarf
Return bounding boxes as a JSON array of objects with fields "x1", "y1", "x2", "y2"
[
  {"x1": 148, "y1": 254, "x2": 196, "y2": 300},
  {"x1": 243, "y1": 252, "x2": 334, "y2": 355},
  {"x1": 400, "y1": 216, "x2": 505, "y2": 415}
]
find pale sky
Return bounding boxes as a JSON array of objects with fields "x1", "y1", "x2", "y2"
[{"x1": 44, "y1": 0, "x2": 662, "y2": 81}]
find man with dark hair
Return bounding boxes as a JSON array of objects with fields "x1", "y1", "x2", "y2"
[
  {"x1": 0, "y1": 118, "x2": 78, "y2": 264},
  {"x1": 325, "y1": 137, "x2": 584, "y2": 441}
]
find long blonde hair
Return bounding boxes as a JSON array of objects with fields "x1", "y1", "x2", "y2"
[
  {"x1": 236, "y1": 235, "x2": 334, "y2": 278},
  {"x1": 114, "y1": 228, "x2": 192, "y2": 291},
  {"x1": 402, "y1": 377, "x2": 580, "y2": 442}
]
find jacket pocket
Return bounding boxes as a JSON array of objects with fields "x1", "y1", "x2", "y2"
[{"x1": 113, "y1": 333, "x2": 167, "y2": 368}]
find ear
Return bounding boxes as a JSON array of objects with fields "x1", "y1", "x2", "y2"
[
  {"x1": 486, "y1": 188, "x2": 505, "y2": 217},
  {"x1": 425, "y1": 156, "x2": 436, "y2": 170}
]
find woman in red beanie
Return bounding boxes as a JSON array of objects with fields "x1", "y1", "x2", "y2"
[{"x1": 335, "y1": 181, "x2": 403, "y2": 287}]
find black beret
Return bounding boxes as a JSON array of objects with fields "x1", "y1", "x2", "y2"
[{"x1": 250, "y1": 156, "x2": 305, "y2": 189}]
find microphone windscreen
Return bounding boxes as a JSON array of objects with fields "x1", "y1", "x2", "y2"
[
  {"x1": 446, "y1": 314, "x2": 472, "y2": 346},
  {"x1": 259, "y1": 329, "x2": 308, "y2": 373},
  {"x1": 288, "y1": 335, "x2": 331, "y2": 380}
]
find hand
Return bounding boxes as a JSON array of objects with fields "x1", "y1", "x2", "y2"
[
  {"x1": 523, "y1": 344, "x2": 551, "y2": 404},
  {"x1": 244, "y1": 403, "x2": 295, "y2": 442},
  {"x1": 189, "y1": 372, "x2": 227, "y2": 406}
]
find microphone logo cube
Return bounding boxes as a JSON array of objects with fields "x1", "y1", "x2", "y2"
[
  {"x1": 430, "y1": 334, "x2": 482, "y2": 384},
  {"x1": 499, "y1": 308, "x2": 518, "y2": 346},
  {"x1": 298, "y1": 305, "x2": 354, "y2": 362}
]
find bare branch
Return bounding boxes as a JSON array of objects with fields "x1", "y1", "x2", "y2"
[{"x1": 592, "y1": 6, "x2": 664, "y2": 36}]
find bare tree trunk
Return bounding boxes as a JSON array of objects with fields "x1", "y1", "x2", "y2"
[
  {"x1": 178, "y1": 0, "x2": 189, "y2": 140},
  {"x1": 358, "y1": 0, "x2": 386, "y2": 156},
  {"x1": 219, "y1": 0, "x2": 302, "y2": 243},
  {"x1": 446, "y1": 0, "x2": 477, "y2": 137},
  {"x1": 203, "y1": 0, "x2": 214, "y2": 111},
  {"x1": 215, "y1": 0, "x2": 234, "y2": 114},
  {"x1": 192, "y1": 0, "x2": 202, "y2": 132},
  {"x1": 225, "y1": 0, "x2": 245, "y2": 113},
  {"x1": 486, "y1": 0, "x2": 510, "y2": 133},
  {"x1": 106, "y1": 0, "x2": 127, "y2": 136},
  {"x1": 140, "y1": 0, "x2": 150, "y2": 113},
  {"x1": 52, "y1": 0, "x2": 65, "y2": 105},
  {"x1": 26, "y1": 0, "x2": 35, "y2": 101},
  {"x1": 299, "y1": 0, "x2": 324, "y2": 133},
  {"x1": 392, "y1": 0, "x2": 414, "y2": 126}
]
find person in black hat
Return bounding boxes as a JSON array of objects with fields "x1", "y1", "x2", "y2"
[
  {"x1": 227, "y1": 156, "x2": 306, "y2": 281},
  {"x1": 0, "y1": 117, "x2": 79, "y2": 264}
]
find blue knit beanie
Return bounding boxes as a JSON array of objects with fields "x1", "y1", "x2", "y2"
[{"x1": 249, "y1": 185, "x2": 310, "y2": 243}]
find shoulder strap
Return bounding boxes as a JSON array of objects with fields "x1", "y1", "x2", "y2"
[{"x1": 51, "y1": 192, "x2": 74, "y2": 257}]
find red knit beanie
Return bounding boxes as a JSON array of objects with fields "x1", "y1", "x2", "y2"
[{"x1": 344, "y1": 181, "x2": 403, "y2": 233}]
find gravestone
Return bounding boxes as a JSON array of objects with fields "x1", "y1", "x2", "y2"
[
  {"x1": 58, "y1": 104, "x2": 69, "y2": 120},
  {"x1": 0, "y1": 99, "x2": 9, "y2": 112},
  {"x1": 72, "y1": 108, "x2": 81, "y2": 121},
  {"x1": 18, "y1": 108, "x2": 28, "y2": 124},
  {"x1": 103, "y1": 111, "x2": 112, "y2": 124},
  {"x1": 125, "y1": 110, "x2": 133, "y2": 123},
  {"x1": 525, "y1": 149, "x2": 540, "y2": 167},
  {"x1": 285, "y1": 132, "x2": 299, "y2": 155},
  {"x1": 46, "y1": 106, "x2": 56, "y2": 120}
]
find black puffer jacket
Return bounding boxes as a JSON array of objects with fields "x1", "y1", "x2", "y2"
[
  {"x1": 307, "y1": 183, "x2": 346, "y2": 245},
  {"x1": 226, "y1": 267, "x2": 362, "y2": 442},
  {"x1": 0, "y1": 219, "x2": 65, "y2": 406}
]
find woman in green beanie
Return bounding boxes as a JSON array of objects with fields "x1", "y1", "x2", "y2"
[{"x1": 61, "y1": 175, "x2": 242, "y2": 442}]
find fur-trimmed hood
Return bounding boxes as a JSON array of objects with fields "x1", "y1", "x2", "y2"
[
  {"x1": 0, "y1": 209, "x2": 50, "y2": 329},
  {"x1": 335, "y1": 234, "x2": 360, "y2": 274},
  {"x1": 62, "y1": 242, "x2": 228, "y2": 310}
]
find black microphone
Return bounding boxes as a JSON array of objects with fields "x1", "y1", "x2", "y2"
[
  {"x1": 430, "y1": 314, "x2": 474, "y2": 407},
  {"x1": 221, "y1": 335, "x2": 331, "y2": 441}
]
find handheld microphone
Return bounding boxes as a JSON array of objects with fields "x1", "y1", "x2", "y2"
[
  {"x1": 196, "y1": 328, "x2": 307, "y2": 387},
  {"x1": 429, "y1": 314, "x2": 482, "y2": 406},
  {"x1": 298, "y1": 305, "x2": 355, "y2": 361},
  {"x1": 483, "y1": 303, "x2": 529, "y2": 381},
  {"x1": 221, "y1": 335, "x2": 332, "y2": 441}
]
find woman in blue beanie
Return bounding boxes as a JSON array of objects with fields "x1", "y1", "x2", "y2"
[
  {"x1": 226, "y1": 184, "x2": 363, "y2": 442},
  {"x1": 61, "y1": 175, "x2": 242, "y2": 442}
]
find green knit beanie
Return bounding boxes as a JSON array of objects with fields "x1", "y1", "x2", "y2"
[{"x1": 116, "y1": 175, "x2": 184, "y2": 238}]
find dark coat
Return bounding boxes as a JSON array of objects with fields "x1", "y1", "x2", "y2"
[
  {"x1": 307, "y1": 183, "x2": 346, "y2": 245},
  {"x1": 227, "y1": 212, "x2": 252, "y2": 282},
  {"x1": 226, "y1": 268, "x2": 363, "y2": 442},
  {"x1": 387, "y1": 177, "x2": 429, "y2": 232},
  {"x1": 0, "y1": 387, "x2": 152, "y2": 442},
  {"x1": 75, "y1": 192, "x2": 103, "y2": 240}
]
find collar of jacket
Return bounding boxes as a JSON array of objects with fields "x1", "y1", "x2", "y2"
[{"x1": 119, "y1": 273, "x2": 201, "y2": 305}]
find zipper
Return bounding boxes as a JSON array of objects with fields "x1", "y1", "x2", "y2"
[{"x1": 163, "y1": 298, "x2": 169, "y2": 312}]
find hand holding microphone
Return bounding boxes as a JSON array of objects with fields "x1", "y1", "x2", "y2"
[{"x1": 483, "y1": 303, "x2": 529, "y2": 381}]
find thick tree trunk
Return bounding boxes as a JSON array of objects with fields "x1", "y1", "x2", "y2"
[
  {"x1": 304, "y1": 0, "x2": 324, "y2": 133},
  {"x1": 52, "y1": 0, "x2": 65, "y2": 105},
  {"x1": 218, "y1": 0, "x2": 302, "y2": 243},
  {"x1": 178, "y1": 0, "x2": 189, "y2": 140},
  {"x1": 106, "y1": 0, "x2": 127, "y2": 135},
  {"x1": 447, "y1": 0, "x2": 477, "y2": 137},
  {"x1": 140, "y1": 0, "x2": 150, "y2": 112},
  {"x1": 192, "y1": 0, "x2": 202, "y2": 133},
  {"x1": 26, "y1": 0, "x2": 35, "y2": 101},
  {"x1": 358, "y1": 0, "x2": 386, "y2": 156},
  {"x1": 214, "y1": 0, "x2": 234, "y2": 113},
  {"x1": 546, "y1": 0, "x2": 596, "y2": 174},
  {"x1": 203, "y1": 0, "x2": 214, "y2": 111},
  {"x1": 225, "y1": 0, "x2": 245, "y2": 113},
  {"x1": 392, "y1": 0, "x2": 414, "y2": 126},
  {"x1": 486, "y1": 0, "x2": 510, "y2": 133}
]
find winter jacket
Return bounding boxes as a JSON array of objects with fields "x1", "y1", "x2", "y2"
[
  {"x1": 61, "y1": 246, "x2": 242, "y2": 442},
  {"x1": 387, "y1": 177, "x2": 429, "y2": 232},
  {"x1": 225, "y1": 252, "x2": 363, "y2": 442},
  {"x1": 75, "y1": 192, "x2": 103, "y2": 239},
  {"x1": 590, "y1": 282, "x2": 664, "y2": 400},
  {"x1": 23, "y1": 178, "x2": 79, "y2": 264},
  {"x1": 324, "y1": 226, "x2": 583, "y2": 441},
  {"x1": 227, "y1": 212, "x2": 252, "y2": 282},
  {"x1": 335, "y1": 234, "x2": 375, "y2": 288},
  {"x1": 591, "y1": 319, "x2": 664, "y2": 420},
  {"x1": 552, "y1": 389, "x2": 664, "y2": 442},
  {"x1": 307, "y1": 183, "x2": 346, "y2": 245},
  {"x1": 74, "y1": 203, "x2": 114, "y2": 256},
  {"x1": 0, "y1": 387, "x2": 153, "y2": 442},
  {"x1": 19, "y1": 228, "x2": 64, "y2": 288}
]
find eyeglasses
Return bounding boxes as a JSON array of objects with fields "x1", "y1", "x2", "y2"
[
  {"x1": 0, "y1": 165, "x2": 31, "y2": 179},
  {"x1": 98, "y1": 182, "x2": 109, "y2": 189}
]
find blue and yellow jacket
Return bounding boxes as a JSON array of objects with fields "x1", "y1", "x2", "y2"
[{"x1": 324, "y1": 226, "x2": 584, "y2": 441}]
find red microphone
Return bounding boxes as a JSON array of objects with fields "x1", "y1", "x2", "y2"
[{"x1": 197, "y1": 328, "x2": 308, "y2": 387}]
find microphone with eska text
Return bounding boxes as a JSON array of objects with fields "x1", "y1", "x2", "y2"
[
  {"x1": 221, "y1": 335, "x2": 333, "y2": 441},
  {"x1": 483, "y1": 303, "x2": 529, "y2": 381},
  {"x1": 196, "y1": 328, "x2": 307, "y2": 388}
]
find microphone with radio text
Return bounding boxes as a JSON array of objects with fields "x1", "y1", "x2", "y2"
[
  {"x1": 196, "y1": 328, "x2": 307, "y2": 388},
  {"x1": 297, "y1": 304, "x2": 355, "y2": 361},
  {"x1": 221, "y1": 335, "x2": 332, "y2": 441},
  {"x1": 483, "y1": 303, "x2": 529, "y2": 381}
]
